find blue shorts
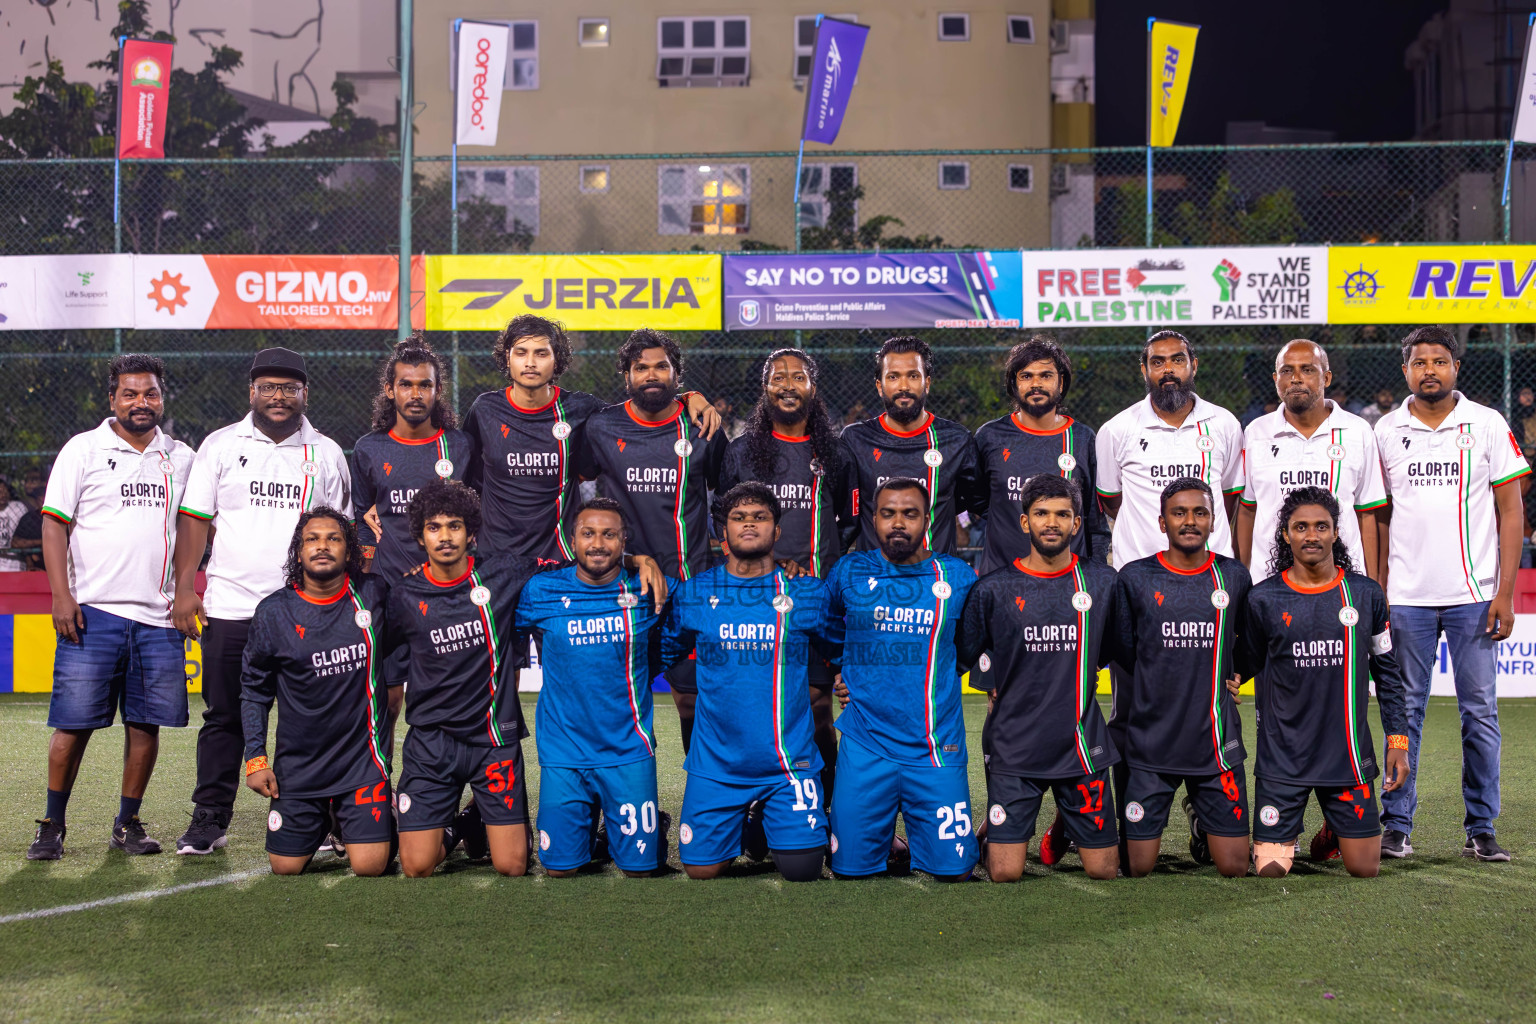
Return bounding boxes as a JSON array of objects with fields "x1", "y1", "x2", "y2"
[
  {"x1": 828, "y1": 735, "x2": 978, "y2": 878},
  {"x1": 536, "y1": 759, "x2": 661, "y2": 872},
  {"x1": 679, "y1": 773, "x2": 827, "y2": 866},
  {"x1": 48, "y1": 605, "x2": 188, "y2": 730}
]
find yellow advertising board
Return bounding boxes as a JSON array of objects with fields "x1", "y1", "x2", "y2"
[
  {"x1": 1328, "y1": 245, "x2": 1536, "y2": 323},
  {"x1": 425, "y1": 254, "x2": 722, "y2": 331}
]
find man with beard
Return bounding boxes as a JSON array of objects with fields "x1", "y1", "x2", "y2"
[
  {"x1": 1110, "y1": 478, "x2": 1252, "y2": 877},
  {"x1": 463, "y1": 315, "x2": 718, "y2": 561},
  {"x1": 974, "y1": 336, "x2": 1109, "y2": 573},
  {"x1": 825, "y1": 478, "x2": 980, "y2": 881},
  {"x1": 839, "y1": 336, "x2": 983, "y2": 556},
  {"x1": 663, "y1": 482, "x2": 839, "y2": 882},
  {"x1": 719, "y1": 348, "x2": 847, "y2": 794},
  {"x1": 577, "y1": 328, "x2": 727, "y2": 753},
  {"x1": 1235, "y1": 339, "x2": 1386, "y2": 583},
  {"x1": 170, "y1": 348, "x2": 351, "y2": 856},
  {"x1": 240, "y1": 509, "x2": 395, "y2": 877},
  {"x1": 27, "y1": 355, "x2": 195, "y2": 860},
  {"x1": 515, "y1": 498, "x2": 671, "y2": 877},
  {"x1": 957, "y1": 474, "x2": 1120, "y2": 882},
  {"x1": 1374, "y1": 325, "x2": 1529, "y2": 862}
]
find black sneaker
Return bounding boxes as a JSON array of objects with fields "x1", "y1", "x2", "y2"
[
  {"x1": 26, "y1": 818, "x2": 65, "y2": 860},
  {"x1": 1463, "y1": 833, "x2": 1511, "y2": 862},
  {"x1": 455, "y1": 800, "x2": 487, "y2": 861},
  {"x1": 175, "y1": 808, "x2": 228, "y2": 856},
  {"x1": 742, "y1": 800, "x2": 769, "y2": 862},
  {"x1": 1182, "y1": 795, "x2": 1212, "y2": 865},
  {"x1": 110, "y1": 816, "x2": 162, "y2": 855},
  {"x1": 1380, "y1": 829, "x2": 1414, "y2": 859},
  {"x1": 655, "y1": 809, "x2": 672, "y2": 867}
]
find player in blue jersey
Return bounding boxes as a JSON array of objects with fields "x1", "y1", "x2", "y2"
[
  {"x1": 662, "y1": 482, "x2": 841, "y2": 881},
  {"x1": 515, "y1": 497, "x2": 671, "y2": 877},
  {"x1": 826, "y1": 478, "x2": 979, "y2": 881}
]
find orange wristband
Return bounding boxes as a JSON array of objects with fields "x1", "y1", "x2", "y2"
[
  {"x1": 1386, "y1": 735, "x2": 1409, "y2": 751},
  {"x1": 244, "y1": 755, "x2": 270, "y2": 775}
]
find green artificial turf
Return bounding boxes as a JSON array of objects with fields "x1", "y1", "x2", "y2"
[{"x1": 0, "y1": 692, "x2": 1532, "y2": 1023}]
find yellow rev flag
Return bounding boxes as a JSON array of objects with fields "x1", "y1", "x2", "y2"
[{"x1": 1148, "y1": 19, "x2": 1199, "y2": 148}]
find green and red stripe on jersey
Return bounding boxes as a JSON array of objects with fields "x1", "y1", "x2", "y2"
[
  {"x1": 1454, "y1": 423, "x2": 1485, "y2": 602},
  {"x1": 1070, "y1": 558, "x2": 1096, "y2": 774},
  {"x1": 673, "y1": 414, "x2": 694, "y2": 580},
  {"x1": 1206, "y1": 558, "x2": 1233, "y2": 772},
  {"x1": 467, "y1": 564, "x2": 508, "y2": 746},
  {"x1": 921, "y1": 559, "x2": 953, "y2": 766},
  {"x1": 769, "y1": 571, "x2": 796, "y2": 781},
  {"x1": 347, "y1": 583, "x2": 391, "y2": 779},
  {"x1": 1337, "y1": 575, "x2": 1367, "y2": 784},
  {"x1": 551, "y1": 393, "x2": 575, "y2": 559},
  {"x1": 618, "y1": 576, "x2": 654, "y2": 756}
]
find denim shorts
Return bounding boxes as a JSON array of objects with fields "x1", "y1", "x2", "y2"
[{"x1": 47, "y1": 604, "x2": 189, "y2": 729}]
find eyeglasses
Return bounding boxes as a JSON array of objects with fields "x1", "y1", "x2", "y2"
[{"x1": 254, "y1": 383, "x2": 305, "y2": 398}]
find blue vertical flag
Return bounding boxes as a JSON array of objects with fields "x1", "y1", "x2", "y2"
[{"x1": 800, "y1": 16, "x2": 870, "y2": 145}]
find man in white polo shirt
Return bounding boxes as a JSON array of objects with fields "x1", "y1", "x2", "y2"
[
  {"x1": 170, "y1": 348, "x2": 350, "y2": 855},
  {"x1": 1376, "y1": 325, "x2": 1529, "y2": 863},
  {"x1": 26, "y1": 355, "x2": 195, "y2": 860},
  {"x1": 1236, "y1": 339, "x2": 1387, "y2": 582}
]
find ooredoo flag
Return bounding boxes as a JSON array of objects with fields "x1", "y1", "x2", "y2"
[
  {"x1": 455, "y1": 21, "x2": 510, "y2": 147},
  {"x1": 1147, "y1": 19, "x2": 1198, "y2": 148},
  {"x1": 800, "y1": 17, "x2": 870, "y2": 145},
  {"x1": 118, "y1": 38, "x2": 174, "y2": 159}
]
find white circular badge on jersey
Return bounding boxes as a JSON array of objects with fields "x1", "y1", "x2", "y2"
[
  {"x1": 1125, "y1": 801, "x2": 1145, "y2": 823},
  {"x1": 1195, "y1": 435, "x2": 1216, "y2": 452},
  {"x1": 771, "y1": 593, "x2": 794, "y2": 614},
  {"x1": 470, "y1": 585, "x2": 492, "y2": 607},
  {"x1": 158, "y1": 459, "x2": 175, "y2": 475},
  {"x1": 551, "y1": 420, "x2": 573, "y2": 440},
  {"x1": 1071, "y1": 590, "x2": 1093, "y2": 612},
  {"x1": 354, "y1": 609, "x2": 373, "y2": 629},
  {"x1": 674, "y1": 439, "x2": 694, "y2": 458},
  {"x1": 1057, "y1": 452, "x2": 1078, "y2": 473},
  {"x1": 1259, "y1": 804, "x2": 1280, "y2": 827},
  {"x1": 1339, "y1": 605, "x2": 1360, "y2": 627},
  {"x1": 1326, "y1": 444, "x2": 1346, "y2": 461},
  {"x1": 300, "y1": 460, "x2": 319, "y2": 477},
  {"x1": 808, "y1": 458, "x2": 824, "y2": 478},
  {"x1": 1455, "y1": 433, "x2": 1476, "y2": 450},
  {"x1": 829, "y1": 834, "x2": 840, "y2": 854},
  {"x1": 932, "y1": 581, "x2": 953, "y2": 600},
  {"x1": 1211, "y1": 589, "x2": 1231, "y2": 610},
  {"x1": 617, "y1": 592, "x2": 639, "y2": 609},
  {"x1": 267, "y1": 810, "x2": 282, "y2": 831},
  {"x1": 679, "y1": 823, "x2": 694, "y2": 845},
  {"x1": 923, "y1": 448, "x2": 944, "y2": 468},
  {"x1": 978, "y1": 653, "x2": 992, "y2": 673},
  {"x1": 397, "y1": 793, "x2": 412, "y2": 814},
  {"x1": 539, "y1": 830, "x2": 551, "y2": 851},
  {"x1": 989, "y1": 804, "x2": 1007, "y2": 826},
  {"x1": 434, "y1": 458, "x2": 454, "y2": 478}
]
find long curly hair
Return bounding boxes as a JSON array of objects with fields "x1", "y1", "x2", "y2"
[
  {"x1": 370, "y1": 334, "x2": 458, "y2": 432},
  {"x1": 282, "y1": 507, "x2": 363, "y2": 588},
  {"x1": 1267, "y1": 485, "x2": 1356, "y2": 578},
  {"x1": 741, "y1": 348, "x2": 843, "y2": 483},
  {"x1": 1002, "y1": 335, "x2": 1072, "y2": 409}
]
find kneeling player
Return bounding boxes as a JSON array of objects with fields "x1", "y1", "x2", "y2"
[
  {"x1": 516, "y1": 498, "x2": 670, "y2": 876},
  {"x1": 1110, "y1": 478, "x2": 1252, "y2": 877},
  {"x1": 958, "y1": 475, "x2": 1120, "y2": 882},
  {"x1": 826, "y1": 479, "x2": 979, "y2": 881},
  {"x1": 663, "y1": 483, "x2": 840, "y2": 882},
  {"x1": 242, "y1": 509, "x2": 396, "y2": 876},
  {"x1": 1237, "y1": 486, "x2": 1409, "y2": 878}
]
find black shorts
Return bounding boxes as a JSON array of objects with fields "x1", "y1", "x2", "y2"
[
  {"x1": 985, "y1": 768, "x2": 1119, "y2": 850},
  {"x1": 1122, "y1": 767, "x2": 1249, "y2": 840},
  {"x1": 1253, "y1": 777, "x2": 1381, "y2": 842},
  {"x1": 265, "y1": 779, "x2": 395, "y2": 857},
  {"x1": 664, "y1": 654, "x2": 697, "y2": 695},
  {"x1": 807, "y1": 648, "x2": 835, "y2": 691},
  {"x1": 396, "y1": 727, "x2": 529, "y2": 831}
]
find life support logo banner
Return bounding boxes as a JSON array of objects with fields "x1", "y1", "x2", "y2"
[
  {"x1": 134, "y1": 255, "x2": 425, "y2": 330},
  {"x1": 426, "y1": 254, "x2": 722, "y2": 331},
  {"x1": 1328, "y1": 245, "x2": 1536, "y2": 323},
  {"x1": 13, "y1": 255, "x2": 135, "y2": 330}
]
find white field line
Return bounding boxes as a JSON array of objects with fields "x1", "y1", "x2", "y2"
[{"x1": 0, "y1": 868, "x2": 266, "y2": 924}]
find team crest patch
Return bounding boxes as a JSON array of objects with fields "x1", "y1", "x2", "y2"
[
  {"x1": 470, "y1": 585, "x2": 492, "y2": 607},
  {"x1": 1125, "y1": 801, "x2": 1145, "y2": 823},
  {"x1": 1259, "y1": 805, "x2": 1279, "y2": 827},
  {"x1": 1071, "y1": 590, "x2": 1093, "y2": 612},
  {"x1": 267, "y1": 810, "x2": 283, "y2": 832},
  {"x1": 1057, "y1": 453, "x2": 1077, "y2": 473},
  {"x1": 1326, "y1": 444, "x2": 1346, "y2": 461},
  {"x1": 552, "y1": 420, "x2": 572, "y2": 440},
  {"x1": 1455, "y1": 433, "x2": 1475, "y2": 451},
  {"x1": 354, "y1": 609, "x2": 372, "y2": 629},
  {"x1": 978, "y1": 653, "x2": 991, "y2": 672},
  {"x1": 539, "y1": 830, "x2": 551, "y2": 851},
  {"x1": 158, "y1": 459, "x2": 175, "y2": 475},
  {"x1": 301, "y1": 460, "x2": 318, "y2": 476},
  {"x1": 679, "y1": 824, "x2": 694, "y2": 845},
  {"x1": 829, "y1": 834, "x2": 839, "y2": 854},
  {"x1": 1211, "y1": 589, "x2": 1230, "y2": 610},
  {"x1": 1339, "y1": 606, "x2": 1359, "y2": 627},
  {"x1": 1195, "y1": 435, "x2": 1215, "y2": 452},
  {"x1": 397, "y1": 793, "x2": 413, "y2": 814},
  {"x1": 617, "y1": 592, "x2": 640, "y2": 609},
  {"x1": 932, "y1": 581, "x2": 953, "y2": 600},
  {"x1": 771, "y1": 594, "x2": 794, "y2": 613},
  {"x1": 434, "y1": 458, "x2": 454, "y2": 478},
  {"x1": 674, "y1": 439, "x2": 694, "y2": 458},
  {"x1": 923, "y1": 448, "x2": 944, "y2": 468},
  {"x1": 989, "y1": 804, "x2": 1006, "y2": 826}
]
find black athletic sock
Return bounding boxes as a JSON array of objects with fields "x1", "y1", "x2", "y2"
[
  {"x1": 116, "y1": 795, "x2": 143, "y2": 827},
  {"x1": 45, "y1": 788, "x2": 70, "y2": 825}
]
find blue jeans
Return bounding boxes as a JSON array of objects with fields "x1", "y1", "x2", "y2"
[
  {"x1": 47, "y1": 604, "x2": 189, "y2": 730},
  {"x1": 1384, "y1": 602, "x2": 1500, "y2": 838}
]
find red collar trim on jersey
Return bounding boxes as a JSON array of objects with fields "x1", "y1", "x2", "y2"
[
  {"x1": 1013, "y1": 554, "x2": 1079, "y2": 579},
  {"x1": 425, "y1": 557, "x2": 476, "y2": 587},
  {"x1": 1156, "y1": 551, "x2": 1215, "y2": 576},
  {"x1": 505, "y1": 385, "x2": 561, "y2": 414},
  {"x1": 293, "y1": 584, "x2": 350, "y2": 605},
  {"x1": 387, "y1": 428, "x2": 445, "y2": 446},
  {"x1": 1281, "y1": 566, "x2": 1345, "y2": 594},
  {"x1": 771, "y1": 430, "x2": 810, "y2": 443},
  {"x1": 878, "y1": 411, "x2": 935, "y2": 438},
  {"x1": 1010, "y1": 412, "x2": 1074, "y2": 436},
  {"x1": 625, "y1": 400, "x2": 683, "y2": 427}
]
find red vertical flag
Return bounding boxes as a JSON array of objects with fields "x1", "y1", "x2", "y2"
[{"x1": 117, "y1": 39, "x2": 174, "y2": 159}]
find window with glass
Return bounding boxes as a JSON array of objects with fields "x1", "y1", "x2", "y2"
[
  {"x1": 656, "y1": 16, "x2": 751, "y2": 86},
  {"x1": 658, "y1": 164, "x2": 750, "y2": 234}
]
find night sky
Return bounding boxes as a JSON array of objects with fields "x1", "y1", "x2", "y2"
[{"x1": 1095, "y1": 1, "x2": 1455, "y2": 145}]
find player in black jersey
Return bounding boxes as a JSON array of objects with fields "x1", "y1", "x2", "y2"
[
  {"x1": 241, "y1": 508, "x2": 395, "y2": 876},
  {"x1": 719, "y1": 348, "x2": 847, "y2": 796},
  {"x1": 1237, "y1": 486, "x2": 1410, "y2": 878},
  {"x1": 958, "y1": 475, "x2": 1120, "y2": 882},
  {"x1": 578, "y1": 328, "x2": 728, "y2": 754},
  {"x1": 463, "y1": 315, "x2": 719, "y2": 561},
  {"x1": 1111, "y1": 478, "x2": 1252, "y2": 877},
  {"x1": 839, "y1": 336, "x2": 983, "y2": 556}
]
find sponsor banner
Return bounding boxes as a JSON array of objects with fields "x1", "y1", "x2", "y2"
[
  {"x1": 455, "y1": 20, "x2": 510, "y2": 147},
  {"x1": 800, "y1": 16, "x2": 870, "y2": 146},
  {"x1": 1021, "y1": 246, "x2": 1327, "y2": 327},
  {"x1": 30, "y1": 254, "x2": 135, "y2": 329},
  {"x1": 134, "y1": 255, "x2": 424, "y2": 330},
  {"x1": 722, "y1": 252, "x2": 1023, "y2": 331},
  {"x1": 0, "y1": 258, "x2": 39, "y2": 330},
  {"x1": 118, "y1": 38, "x2": 174, "y2": 159},
  {"x1": 1327, "y1": 245, "x2": 1536, "y2": 324},
  {"x1": 1148, "y1": 20, "x2": 1199, "y2": 148},
  {"x1": 426, "y1": 254, "x2": 721, "y2": 331}
]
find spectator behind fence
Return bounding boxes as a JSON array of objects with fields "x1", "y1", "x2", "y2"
[
  {"x1": 19, "y1": 466, "x2": 46, "y2": 511},
  {"x1": 11, "y1": 506, "x2": 44, "y2": 570},
  {"x1": 1359, "y1": 386, "x2": 1397, "y2": 427},
  {"x1": 1514, "y1": 386, "x2": 1536, "y2": 460},
  {"x1": 0, "y1": 478, "x2": 29, "y2": 571}
]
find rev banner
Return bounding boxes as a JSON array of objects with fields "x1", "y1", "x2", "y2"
[
  {"x1": 118, "y1": 38, "x2": 174, "y2": 159},
  {"x1": 1328, "y1": 245, "x2": 1536, "y2": 323}
]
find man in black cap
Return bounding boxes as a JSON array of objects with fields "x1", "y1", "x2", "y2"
[{"x1": 170, "y1": 348, "x2": 352, "y2": 855}]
